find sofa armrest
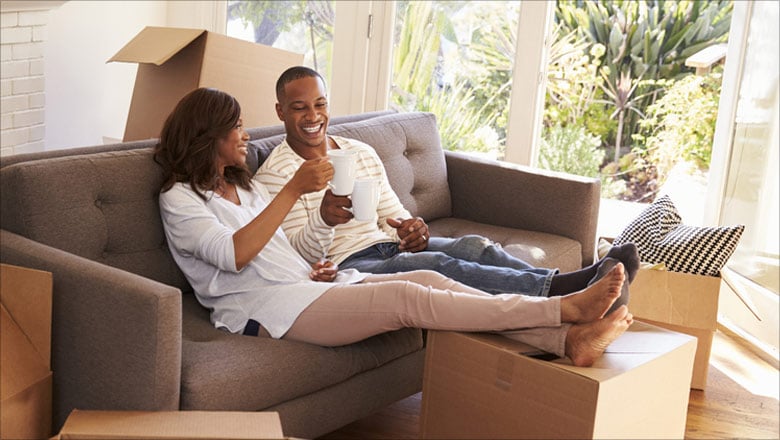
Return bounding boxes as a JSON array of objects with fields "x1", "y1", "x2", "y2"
[
  {"x1": 444, "y1": 151, "x2": 600, "y2": 266},
  {"x1": 0, "y1": 230, "x2": 182, "y2": 431}
]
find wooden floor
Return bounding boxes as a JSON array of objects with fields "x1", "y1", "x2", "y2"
[{"x1": 319, "y1": 329, "x2": 779, "y2": 439}]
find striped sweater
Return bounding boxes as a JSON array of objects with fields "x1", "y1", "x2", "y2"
[{"x1": 255, "y1": 136, "x2": 410, "y2": 264}]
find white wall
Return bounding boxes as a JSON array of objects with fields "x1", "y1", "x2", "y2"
[
  {"x1": 44, "y1": 1, "x2": 167, "y2": 150},
  {"x1": 1, "y1": 1, "x2": 62, "y2": 157}
]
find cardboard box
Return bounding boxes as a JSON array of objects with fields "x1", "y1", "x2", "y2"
[
  {"x1": 53, "y1": 410, "x2": 285, "y2": 439},
  {"x1": 598, "y1": 237, "x2": 720, "y2": 389},
  {"x1": 1, "y1": 263, "x2": 53, "y2": 440},
  {"x1": 109, "y1": 26, "x2": 304, "y2": 141},
  {"x1": 628, "y1": 268, "x2": 720, "y2": 389},
  {"x1": 420, "y1": 322, "x2": 696, "y2": 439}
]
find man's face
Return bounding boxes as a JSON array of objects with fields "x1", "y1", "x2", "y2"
[{"x1": 276, "y1": 75, "x2": 330, "y2": 155}]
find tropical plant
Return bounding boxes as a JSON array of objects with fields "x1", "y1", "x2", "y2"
[
  {"x1": 633, "y1": 70, "x2": 722, "y2": 188},
  {"x1": 453, "y1": 2, "x2": 520, "y2": 142},
  {"x1": 545, "y1": 23, "x2": 615, "y2": 140},
  {"x1": 539, "y1": 124, "x2": 605, "y2": 177},
  {"x1": 556, "y1": 0, "x2": 733, "y2": 160},
  {"x1": 421, "y1": 79, "x2": 500, "y2": 158},
  {"x1": 391, "y1": 1, "x2": 445, "y2": 104},
  {"x1": 391, "y1": 1, "x2": 508, "y2": 158}
]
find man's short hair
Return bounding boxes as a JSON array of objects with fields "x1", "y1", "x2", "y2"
[{"x1": 275, "y1": 66, "x2": 326, "y2": 102}]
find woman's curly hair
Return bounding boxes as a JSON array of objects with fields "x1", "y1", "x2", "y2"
[{"x1": 154, "y1": 87, "x2": 252, "y2": 200}]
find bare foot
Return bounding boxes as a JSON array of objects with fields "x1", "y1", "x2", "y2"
[
  {"x1": 589, "y1": 257, "x2": 630, "y2": 317},
  {"x1": 565, "y1": 305, "x2": 634, "y2": 367},
  {"x1": 559, "y1": 262, "x2": 624, "y2": 323}
]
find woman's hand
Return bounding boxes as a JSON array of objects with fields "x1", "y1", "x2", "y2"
[
  {"x1": 309, "y1": 259, "x2": 338, "y2": 282},
  {"x1": 289, "y1": 157, "x2": 333, "y2": 196}
]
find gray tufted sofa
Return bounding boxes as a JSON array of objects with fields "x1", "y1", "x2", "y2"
[{"x1": 0, "y1": 111, "x2": 600, "y2": 438}]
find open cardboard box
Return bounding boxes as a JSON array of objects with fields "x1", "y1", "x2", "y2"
[
  {"x1": 600, "y1": 236, "x2": 720, "y2": 389},
  {"x1": 52, "y1": 410, "x2": 286, "y2": 439},
  {"x1": 628, "y1": 267, "x2": 720, "y2": 389},
  {"x1": 1, "y1": 263, "x2": 53, "y2": 440},
  {"x1": 420, "y1": 321, "x2": 696, "y2": 439},
  {"x1": 109, "y1": 26, "x2": 303, "y2": 141}
]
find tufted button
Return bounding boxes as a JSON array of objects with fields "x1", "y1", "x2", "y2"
[
  {"x1": 94, "y1": 199, "x2": 103, "y2": 208},
  {"x1": 403, "y1": 150, "x2": 409, "y2": 157}
]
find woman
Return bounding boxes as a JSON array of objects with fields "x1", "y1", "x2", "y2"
[{"x1": 154, "y1": 87, "x2": 633, "y2": 367}]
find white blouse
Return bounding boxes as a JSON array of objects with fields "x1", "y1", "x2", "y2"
[{"x1": 159, "y1": 181, "x2": 367, "y2": 337}]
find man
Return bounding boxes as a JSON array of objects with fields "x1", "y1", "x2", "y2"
[{"x1": 255, "y1": 66, "x2": 638, "y2": 297}]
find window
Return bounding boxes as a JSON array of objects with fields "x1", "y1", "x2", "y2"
[
  {"x1": 388, "y1": 1, "x2": 523, "y2": 160},
  {"x1": 226, "y1": 1, "x2": 335, "y2": 85}
]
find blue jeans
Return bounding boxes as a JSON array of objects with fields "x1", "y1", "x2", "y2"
[{"x1": 339, "y1": 235, "x2": 556, "y2": 296}]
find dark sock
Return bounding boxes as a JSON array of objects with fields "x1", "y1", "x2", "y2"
[
  {"x1": 588, "y1": 257, "x2": 629, "y2": 315},
  {"x1": 548, "y1": 264, "x2": 600, "y2": 297},
  {"x1": 547, "y1": 242, "x2": 640, "y2": 297},
  {"x1": 606, "y1": 242, "x2": 640, "y2": 283}
]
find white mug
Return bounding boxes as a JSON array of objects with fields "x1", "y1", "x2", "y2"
[
  {"x1": 327, "y1": 149, "x2": 357, "y2": 196},
  {"x1": 351, "y1": 178, "x2": 380, "y2": 222}
]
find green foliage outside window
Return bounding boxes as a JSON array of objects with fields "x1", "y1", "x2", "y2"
[
  {"x1": 391, "y1": 1, "x2": 518, "y2": 160},
  {"x1": 539, "y1": 124, "x2": 605, "y2": 177},
  {"x1": 632, "y1": 70, "x2": 723, "y2": 190},
  {"x1": 230, "y1": 0, "x2": 733, "y2": 203},
  {"x1": 227, "y1": 0, "x2": 334, "y2": 80},
  {"x1": 556, "y1": 0, "x2": 732, "y2": 163}
]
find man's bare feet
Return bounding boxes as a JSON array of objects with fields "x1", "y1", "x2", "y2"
[
  {"x1": 560, "y1": 262, "x2": 625, "y2": 323},
  {"x1": 565, "y1": 305, "x2": 634, "y2": 367}
]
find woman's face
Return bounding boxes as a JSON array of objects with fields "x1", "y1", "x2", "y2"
[{"x1": 216, "y1": 119, "x2": 249, "y2": 170}]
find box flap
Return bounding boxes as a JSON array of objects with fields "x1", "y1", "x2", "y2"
[
  {"x1": 58, "y1": 410, "x2": 285, "y2": 439},
  {"x1": 107, "y1": 26, "x2": 206, "y2": 65},
  {"x1": 1, "y1": 304, "x2": 50, "y2": 400},
  {"x1": 0, "y1": 264, "x2": 52, "y2": 367},
  {"x1": 0, "y1": 372, "x2": 52, "y2": 440}
]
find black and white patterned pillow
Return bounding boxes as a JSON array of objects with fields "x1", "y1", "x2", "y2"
[{"x1": 613, "y1": 195, "x2": 744, "y2": 276}]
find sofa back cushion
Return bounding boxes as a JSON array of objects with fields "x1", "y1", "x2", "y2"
[
  {"x1": 328, "y1": 112, "x2": 452, "y2": 221},
  {"x1": 0, "y1": 111, "x2": 446, "y2": 290},
  {"x1": 0, "y1": 149, "x2": 190, "y2": 291},
  {"x1": 243, "y1": 110, "x2": 397, "y2": 176}
]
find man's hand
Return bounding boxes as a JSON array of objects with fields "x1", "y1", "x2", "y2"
[
  {"x1": 310, "y1": 259, "x2": 338, "y2": 282},
  {"x1": 387, "y1": 217, "x2": 429, "y2": 252},
  {"x1": 320, "y1": 189, "x2": 353, "y2": 226}
]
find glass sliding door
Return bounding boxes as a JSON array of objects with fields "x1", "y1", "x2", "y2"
[{"x1": 715, "y1": 0, "x2": 779, "y2": 358}]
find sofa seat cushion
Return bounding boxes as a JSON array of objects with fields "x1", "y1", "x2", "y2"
[
  {"x1": 179, "y1": 294, "x2": 424, "y2": 410},
  {"x1": 428, "y1": 217, "x2": 582, "y2": 273}
]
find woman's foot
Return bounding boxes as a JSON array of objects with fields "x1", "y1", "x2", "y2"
[
  {"x1": 589, "y1": 257, "x2": 630, "y2": 316},
  {"x1": 559, "y1": 262, "x2": 625, "y2": 323},
  {"x1": 565, "y1": 305, "x2": 634, "y2": 367}
]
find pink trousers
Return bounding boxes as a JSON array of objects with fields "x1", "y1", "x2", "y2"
[{"x1": 284, "y1": 270, "x2": 570, "y2": 357}]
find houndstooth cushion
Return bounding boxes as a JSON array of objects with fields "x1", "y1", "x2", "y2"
[{"x1": 613, "y1": 195, "x2": 744, "y2": 276}]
